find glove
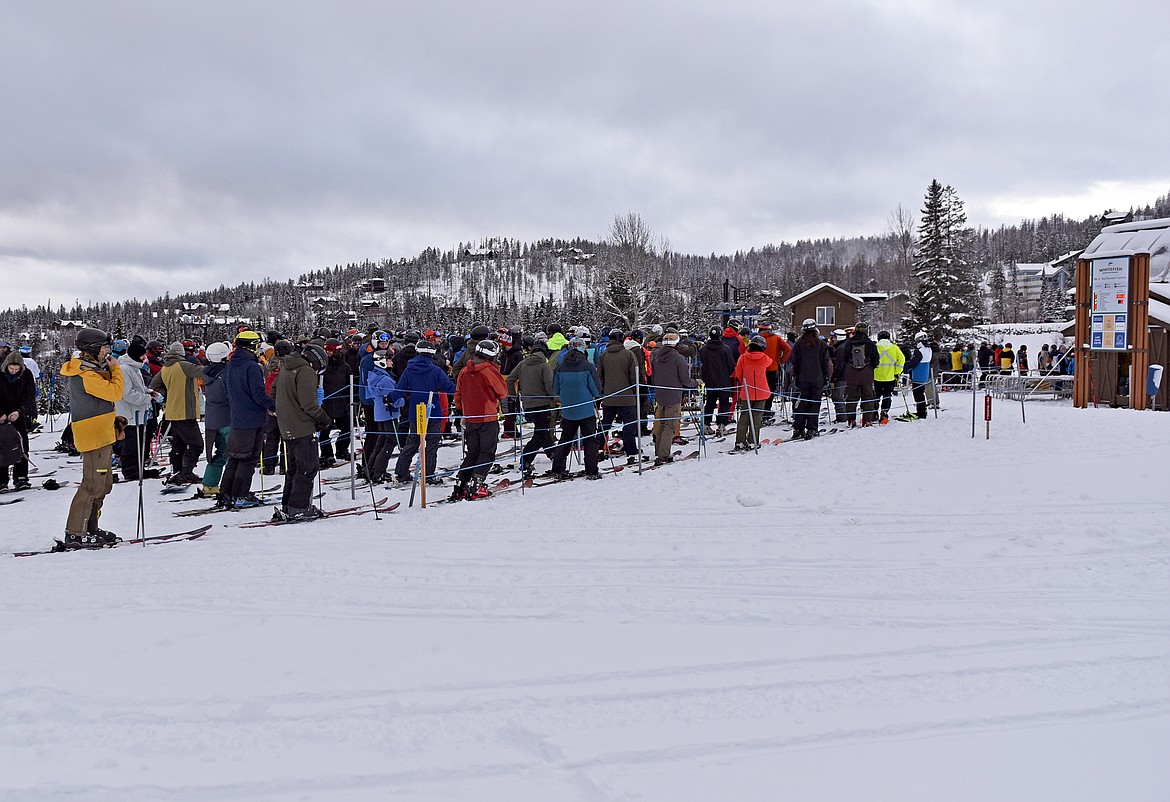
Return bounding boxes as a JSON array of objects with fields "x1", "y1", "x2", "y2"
[{"x1": 316, "y1": 387, "x2": 325, "y2": 405}]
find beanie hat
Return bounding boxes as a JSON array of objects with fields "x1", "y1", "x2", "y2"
[{"x1": 127, "y1": 342, "x2": 147, "y2": 361}]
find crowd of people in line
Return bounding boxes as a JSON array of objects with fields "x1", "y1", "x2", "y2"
[{"x1": 0, "y1": 321, "x2": 1071, "y2": 549}]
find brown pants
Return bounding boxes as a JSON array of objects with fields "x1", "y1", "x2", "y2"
[
  {"x1": 652, "y1": 401, "x2": 681, "y2": 460},
  {"x1": 66, "y1": 444, "x2": 114, "y2": 535}
]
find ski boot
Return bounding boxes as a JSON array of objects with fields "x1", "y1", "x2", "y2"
[{"x1": 468, "y1": 482, "x2": 491, "y2": 500}]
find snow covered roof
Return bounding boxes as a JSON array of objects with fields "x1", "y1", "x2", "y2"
[
  {"x1": 783, "y1": 282, "x2": 864, "y2": 307},
  {"x1": 1081, "y1": 217, "x2": 1170, "y2": 282}
]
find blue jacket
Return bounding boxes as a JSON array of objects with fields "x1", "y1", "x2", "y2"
[
  {"x1": 367, "y1": 365, "x2": 403, "y2": 423},
  {"x1": 908, "y1": 343, "x2": 933, "y2": 384},
  {"x1": 358, "y1": 346, "x2": 377, "y2": 405},
  {"x1": 225, "y1": 348, "x2": 275, "y2": 428},
  {"x1": 203, "y1": 361, "x2": 231, "y2": 431},
  {"x1": 389, "y1": 354, "x2": 456, "y2": 424},
  {"x1": 554, "y1": 349, "x2": 601, "y2": 420}
]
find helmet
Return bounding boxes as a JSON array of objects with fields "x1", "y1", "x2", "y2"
[
  {"x1": 112, "y1": 338, "x2": 129, "y2": 355},
  {"x1": 19, "y1": 345, "x2": 32, "y2": 356},
  {"x1": 757, "y1": 322, "x2": 772, "y2": 331},
  {"x1": 521, "y1": 334, "x2": 537, "y2": 350},
  {"x1": 373, "y1": 353, "x2": 388, "y2": 370},
  {"x1": 416, "y1": 341, "x2": 437, "y2": 355},
  {"x1": 469, "y1": 324, "x2": 491, "y2": 340},
  {"x1": 302, "y1": 343, "x2": 328, "y2": 372},
  {"x1": 568, "y1": 337, "x2": 588, "y2": 352},
  {"x1": 749, "y1": 335, "x2": 767, "y2": 351},
  {"x1": 205, "y1": 341, "x2": 231, "y2": 363},
  {"x1": 75, "y1": 327, "x2": 112, "y2": 358},
  {"x1": 878, "y1": 330, "x2": 891, "y2": 340},
  {"x1": 315, "y1": 326, "x2": 333, "y2": 339},
  {"x1": 181, "y1": 339, "x2": 197, "y2": 351},
  {"x1": 274, "y1": 339, "x2": 294, "y2": 357},
  {"x1": 475, "y1": 339, "x2": 500, "y2": 359},
  {"x1": 146, "y1": 339, "x2": 165, "y2": 357},
  {"x1": 801, "y1": 318, "x2": 817, "y2": 331},
  {"x1": 650, "y1": 324, "x2": 664, "y2": 337},
  {"x1": 324, "y1": 337, "x2": 343, "y2": 352},
  {"x1": 854, "y1": 322, "x2": 869, "y2": 334},
  {"x1": 576, "y1": 326, "x2": 591, "y2": 340},
  {"x1": 235, "y1": 330, "x2": 262, "y2": 351},
  {"x1": 661, "y1": 332, "x2": 680, "y2": 347},
  {"x1": 404, "y1": 330, "x2": 421, "y2": 344}
]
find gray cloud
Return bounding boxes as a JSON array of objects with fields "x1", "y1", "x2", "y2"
[{"x1": 2, "y1": 0, "x2": 1167, "y2": 309}]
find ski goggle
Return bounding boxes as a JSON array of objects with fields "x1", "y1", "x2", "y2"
[{"x1": 377, "y1": 332, "x2": 391, "y2": 342}]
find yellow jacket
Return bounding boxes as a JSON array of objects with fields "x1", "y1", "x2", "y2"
[
  {"x1": 60, "y1": 357, "x2": 124, "y2": 452},
  {"x1": 874, "y1": 339, "x2": 905, "y2": 382}
]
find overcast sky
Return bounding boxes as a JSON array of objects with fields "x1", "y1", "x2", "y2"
[{"x1": 2, "y1": 0, "x2": 1167, "y2": 310}]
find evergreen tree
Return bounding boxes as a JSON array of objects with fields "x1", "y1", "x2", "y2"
[
  {"x1": 903, "y1": 180, "x2": 979, "y2": 340},
  {"x1": 989, "y1": 264, "x2": 1007, "y2": 323}
]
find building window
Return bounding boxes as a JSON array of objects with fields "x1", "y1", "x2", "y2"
[{"x1": 816, "y1": 306, "x2": 835, "y2": 325}]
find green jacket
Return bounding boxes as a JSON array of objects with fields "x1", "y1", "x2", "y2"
[{"x1": 274, "y1": 352, "x2": 331, "y2": 439}]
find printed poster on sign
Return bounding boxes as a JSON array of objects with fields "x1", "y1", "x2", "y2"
[
  {"x1": 1091, "y1": 258, "x2": 1129, "y2": 313},
  {"x1": 1090, "y1": 312, "x2": 1127, "y2": 351}
]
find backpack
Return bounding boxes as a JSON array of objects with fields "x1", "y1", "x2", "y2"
[
  {"x1": 0, "y1": 424, "x2": 23, "y2": 468},
  {"x1": 850, "y1": 343, "x2": 868, "y2": 370}
]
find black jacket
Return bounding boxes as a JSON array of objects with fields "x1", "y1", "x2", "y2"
[
  {"x1": 789, "y1": 335, "x2": 833, "y2": 387},
  {"x1": 698, "y1": 339, "x2": 737, "y2": 390}
]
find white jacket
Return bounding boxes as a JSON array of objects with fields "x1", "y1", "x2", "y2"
[{"x1": 115, "y1": 353, "x2": 154, "y2": 423}]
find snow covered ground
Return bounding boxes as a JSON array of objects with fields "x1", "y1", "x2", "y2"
[{"x1": 2, "y1": 401, "x2": 1169, "y2": 801}]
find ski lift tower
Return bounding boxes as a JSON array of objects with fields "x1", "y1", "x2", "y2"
[{"x1": 704, "y1": 277, "x2": 760, "y2": 331}]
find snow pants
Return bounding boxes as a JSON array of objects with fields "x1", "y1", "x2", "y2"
[
  {"x1": 792, "y1": 383, "x2": 822, "y2": 436},
  {"x1": 221, "y1": 426, "x2": 264, "y2": 500},
  {"x1": 519, "y1": 408, "x2": 557, "y2": 472},
  {"x1": 458, "y1": 421, "x2": 499, "y2": 484},
  {"x1": 168, "y1": 419, "x2": 203, "y2": 476},
  {"x1": 65, "y1": 444, "x2": 114, "y2": 535},
  {"x1": 598, "y1": 403, "x2": 639, "y2": 455},
  {"x1": 552, "y1": 415, "x2": 598, "y2": 476},
  {"x1": 281, "y1": 434, "x2": 319, "y2": 512}
]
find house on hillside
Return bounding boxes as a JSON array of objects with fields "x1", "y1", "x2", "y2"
[
  {"x1": 463, "y1": 247, "x2": 496, "y2": 261},
  {"x1": 358, "y1": 278, "x2": 386, "y2": 294},
  {"x1": 783, "y1": 283, "x2": 864, "y2": 336}
]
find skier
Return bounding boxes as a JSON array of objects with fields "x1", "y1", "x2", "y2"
[
  {"x1": 756, "y1": 322, "x2": 792, "y2": 424},
  {"x1": 834, "y1": 323, "x2": 880, "y2": 427},
  {"x1": 788, "y1": 319, "x2": 834, "y2": 439},
  {"x1": 549, "y1": 337, "x2": 602, "y2": 480},
  {"x1": 730, "y1": 335, "x2": 770, "y2": 451},
  {"x1": 273, "y1": 343, "x2": 332, "y2": 521},
  {"x1": 648, "y1": 330, "x2": 697, "y2": 464},
  {"x1": 698, "y1": 327, "x2": 737, "y2": 436},
  {"x1": 60, "y1": 328, "x2": 124, "y2": 548},
  {"x1": 506, "y1": 335, "x2": 557, "y2": 479},
  {"x1": 390, "y1": 340, "x2": 456, "y2": 485},
  {"x1": 451, "y1": 338, "x2": 509, "y2": 500},
  {"x1": 200, "y1": 341, "x2": 233, "y2": 499},
  {"x1": 219, "y1": 330, "x2": 276, "y2": 509},
  {"x1": 363, "y1": 351, "x2": 400, "y2": 484},
  {"x1": 873, "y1": 330, "x2": 906, "y2": 425},
  {"x1": 0, "y1": 350, "x2": 37, "y2": 491},
  {"x1": 319, "y1": 338, "x2": 353, "y2": 467},
  {"x1": 903, "y1": 334, "x2": 933, "y2": 420},
  {"x1": 114, "y1": 341, "x2": 161, "y2": 482},
  {"x1": 596, "y1": 328, "x2": 643, "y2": 465},
  {"x1": 150, "y1": 342, "x2": 205, "y2": 485}
]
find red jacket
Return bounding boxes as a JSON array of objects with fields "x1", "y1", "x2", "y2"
[
  {"x1": 733, "y1": 351, "x2": 772, "y2": 401},
  {"x1": 454, "y1": 359, "x2": 508, "y2": 423}
]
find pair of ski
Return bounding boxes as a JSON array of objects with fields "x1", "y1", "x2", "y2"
[
  {"x1": 174, "y1": 488, "x2": 323, "y2": 517},
  {"x1": 236, "y1": 497, "x2": 400, "y2": 528},
  {"x1": 165, "y1": 484, "x2": 282, "y2": 503},
  {"x1": 13, "y1": 524, "x2": 214, "y2": 558}
]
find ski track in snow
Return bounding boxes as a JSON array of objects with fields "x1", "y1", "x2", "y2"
[{"x1": 2, "y1": 403, "x2": 1169, "y2": 801}]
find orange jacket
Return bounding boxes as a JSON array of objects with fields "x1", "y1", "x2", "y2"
[
  {"x1": 733, "y1": 351, "x2": 772, "y2": 401},
  {"x1": 760, "y1": 332, "x2": 792, "y2": 372}
]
